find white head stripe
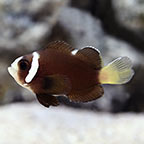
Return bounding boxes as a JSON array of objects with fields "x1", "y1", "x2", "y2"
[
  {"x1": 25, "y1": 52, "x2": 40, "y2": 83},
  {"x1": 11, "y1": 56, "x2": 23, "y2": 71}
]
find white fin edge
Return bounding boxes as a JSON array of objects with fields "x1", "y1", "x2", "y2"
[
  {"x1": 71, "y1": 46, "x2": 100, "y2": 56},
  {"x1": 25, "y1": 52, "x2": 40, "y2": 83},
  {"x1": 71, "y1": 49, "x2": 79, "y2": 55},
  {"x1": 81, "y1": 46, "x2": 101, "y2": 53}
]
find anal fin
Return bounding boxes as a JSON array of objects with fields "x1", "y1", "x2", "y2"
[
  {"x1": 68, "y1": 85, "x2": 104, "y2": 103},
  {"x1": 36, "y1": 94, "x2": 59, "y2": 108}
]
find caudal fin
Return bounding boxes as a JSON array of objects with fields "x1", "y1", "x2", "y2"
[{"x1": 99, "y1": 57, "x2": 134, "y2": 84}]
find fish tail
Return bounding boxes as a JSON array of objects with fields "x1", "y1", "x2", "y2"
[{"x1": 99, "y1": 57, "x2": 134, "y2": 84}]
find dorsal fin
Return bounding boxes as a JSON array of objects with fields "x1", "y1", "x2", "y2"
[
  {"x1": 75, "y1": 46, "x2": 103, "y2": 70},
  {"x1": 46, "y1": 41, "x2": 74, "y2": 54}
]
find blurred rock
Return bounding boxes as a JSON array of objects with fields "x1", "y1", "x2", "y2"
[
  {"x1": 124, "y1": 66, "x2": 144, "y2": 112},
  {"x1": 0, "y1": 103, "x2": 144, "y2": 144},
  {"x1": 49, "y1": 7, "x2": 105, "y2": 49},
  {"x1": 112, "y1": 0, "x2": 144, "y2": 31},
  {"x1": 71, "y1": 0, "x2": 144, "y2": 52},
  {"x1": 103, "y1": 36, "x2": 144, "y2": 65},
  {"x1": 0, "y1": 0, "x2": 68, "y2": 54},
  {"x1": 80, "y1": 0, "x2": 144, "y2": 53},
  {"x1": 70, "y1": 0, "x2": 92, "y2": 10}
]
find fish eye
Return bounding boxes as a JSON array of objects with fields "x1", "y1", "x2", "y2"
[{"x1": 19, "y1": 59, "x2": 29, "y2": 71}]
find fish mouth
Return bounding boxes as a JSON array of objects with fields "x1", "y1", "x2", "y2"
[
  {"x1": 8, "y1": 66, "x2": 17, "y2": 79},
  {"x1": 8, "y1": 66, "x2": 12, "y2": 75},
  {"x1": 8, "y1": 65, "x2": 31, "y2": 90}
]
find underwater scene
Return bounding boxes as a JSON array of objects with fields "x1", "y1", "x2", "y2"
[{"x1": 0, "y1": 0, "x2": 144, "y2": 143}]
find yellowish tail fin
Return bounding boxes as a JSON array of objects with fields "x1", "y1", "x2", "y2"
[{"x1": 99, "y1": 57, "x2": 134, "y2": 84}]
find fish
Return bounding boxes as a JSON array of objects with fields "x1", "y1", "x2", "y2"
[{"x1": 8, "y1": 41, "x2": 134, "y2": 108}]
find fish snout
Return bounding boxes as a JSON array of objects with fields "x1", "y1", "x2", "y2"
[{"x1": 8, "y1": 65, "x2": 17, "y2": 78}]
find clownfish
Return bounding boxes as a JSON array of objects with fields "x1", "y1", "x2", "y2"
[{"x1": 8, "y1": 41, "x2": 134, "y2": 108}]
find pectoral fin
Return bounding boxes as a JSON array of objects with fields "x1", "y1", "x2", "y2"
[
  {"x1": 42, "y1": 74, "x2": 71, "y2": 95},
  {"x1": 36, "y1": 93, "x2": 59, "y2": 108}
]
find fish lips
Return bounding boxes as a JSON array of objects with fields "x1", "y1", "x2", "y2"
[{"x1": 8, "y1": 66, "x2": 17, "y2": 79}]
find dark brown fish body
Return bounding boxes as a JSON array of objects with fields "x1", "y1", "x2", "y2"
[
  {"x1": 8, "y1": 41, "x2": 134, "y2": 108},
  {"x1": 32, "y1": 49, "x2": 99, "y2": 94}
]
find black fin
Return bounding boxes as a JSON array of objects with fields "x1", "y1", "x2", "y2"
[
  {"x1": 42, "y1": 75, "x2": 71, "y2": 95},
  {"x1": 76, "y1": 47, "x2": 102, "y2": 70},
  {"x1": 46, "y1": 41, "x2": 74, "y2": 54},
  {"x1": 36, "y1": 94, "x2": 59, "y2": 108},
  {"x1": 68, "y1": 85, "x2": 104, "y2": 102}
]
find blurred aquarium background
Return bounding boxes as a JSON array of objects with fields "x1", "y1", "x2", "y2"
[{"x1": 0, "y1": 0, "x2": 144, "y2": 143}]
